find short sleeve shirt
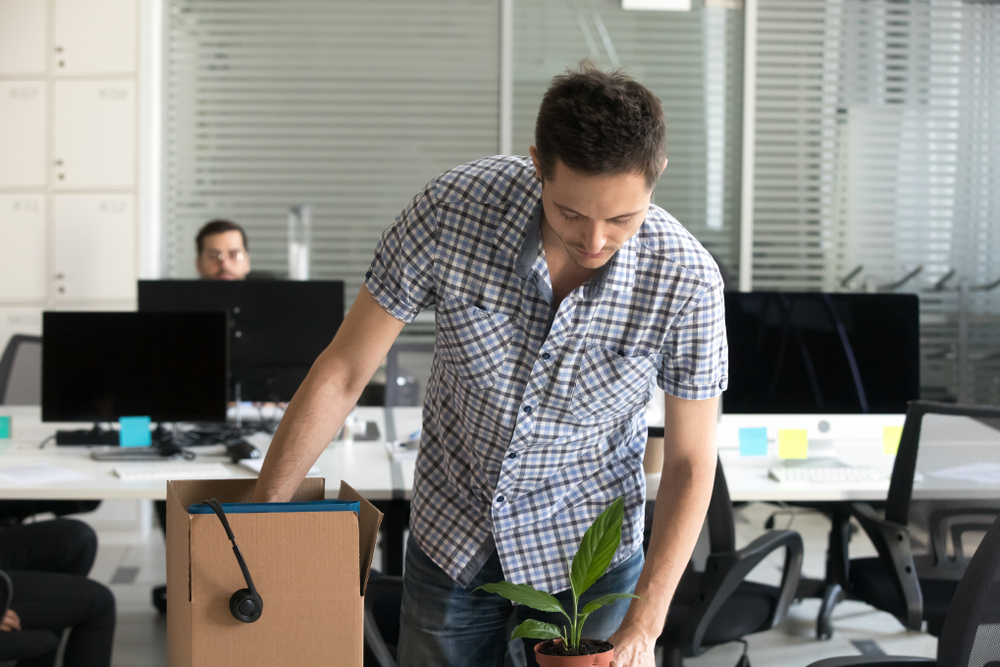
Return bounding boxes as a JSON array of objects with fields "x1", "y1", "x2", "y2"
[{"x1": 365, "y1": 155, "x2": 728, "y2": 594}]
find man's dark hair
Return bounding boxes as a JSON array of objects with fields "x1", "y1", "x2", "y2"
[
  {"x1": 196, "y1": 219, "x2": 248, "y2": 254},
  {"x1": 534, "y1": 65, "x2": 666, "y2": 190}
]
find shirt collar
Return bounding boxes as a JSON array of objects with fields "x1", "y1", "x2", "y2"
[{"x1": 512, "y1": 207, "x2": 638, "y2": 298}]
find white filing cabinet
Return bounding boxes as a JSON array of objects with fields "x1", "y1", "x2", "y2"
[
  {"x1": 53, "y1": 81, "x2": 137, "y2": 189},
  {"x1": 0, "y1": 195, "x2": 47, "y2": 301},
  {"x1": 0, "y1": 0, "x2": 48, "y2": 75},
  {"x1": 52, "y1": 194, "x2": 137, "y2": 301},
  {"x1": 0, "y1": 81, "x2": 47, "y2": 187},
  {"x1": 53, "y1": 0, "x2": 138, "y2": 75},
  {"x1": 0, "y1": 0, "x2": 141, "y2": 310}
]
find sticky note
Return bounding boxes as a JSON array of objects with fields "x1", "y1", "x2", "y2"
[
  {"x1": 738, "y1": 427, "x2": 768, "y2": 457},
  {"x1": 778, "y1": 429, "x2": 808, "y2": 459},
  {"x1": 0, "y1": 416, "x2": 9, "y2": 439},
  {"x1": 119, "y1": 416, "x2": 151, "y2": 447},
  {"x1": 883, "y1": 426, "x2": 903, "y2": 455}
]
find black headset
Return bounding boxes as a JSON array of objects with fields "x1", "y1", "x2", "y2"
[{"x1": 203, "y1": 498, "x2": 263, "y2": 623}]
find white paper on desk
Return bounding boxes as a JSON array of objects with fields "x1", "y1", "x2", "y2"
[
  {"x1": 385, "y1": 441, "x2": 418, "y2": 462},
  {"x1": 928, "y1": 462, "x2": 1000, "y2": 485},
  {"x1": 237, "y1": 458, "x2": 321, "y2": 477},
  {"x1": 0, "y1": 463, "x2": 90, "y2": 485}
]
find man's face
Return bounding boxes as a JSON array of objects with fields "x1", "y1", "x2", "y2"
[
  {"x1": 196, "y1": 230, "x2": 251, "y2": 280},
  {"x1": 530, "y1": 148, "x2": 662, "y2": 271}
]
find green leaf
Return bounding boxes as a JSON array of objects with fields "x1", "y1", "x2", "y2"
[
  {"x1": 580, "y1": 592, "x2": 644, "y2": 616},
  {"x1": 570, "y1": 498, "x2": 625, "y2": 599},
  {"x1": 476, "y1": 582, "x2": 566, "y2": 615},
  {"x1": 509, "y1": 620, "x2": 563, "y2": 642}
]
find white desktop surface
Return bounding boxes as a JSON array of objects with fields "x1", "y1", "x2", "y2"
[
  {"x1": 0, "y1": 406, "x2": 396, "y2": 501},
  {"x1": 1, "y1": 406, "x2": 998, "y2": 505}
]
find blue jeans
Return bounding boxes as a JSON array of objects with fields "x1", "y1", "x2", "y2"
[{"x1": 397, "y1": 534, "x2": 643, "y2": 667}]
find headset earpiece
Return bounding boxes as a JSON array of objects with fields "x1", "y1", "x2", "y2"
[
  {"x1": 230, "y1": 588, "x2": 263, "y2": 623},
  {"x1": 204, "y1": 498, "x2": 263, "y2": 623}
]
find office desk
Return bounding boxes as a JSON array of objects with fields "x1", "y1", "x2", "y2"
[{"x1": 0, "y1": 406, "x2": 398, "y2": 501}]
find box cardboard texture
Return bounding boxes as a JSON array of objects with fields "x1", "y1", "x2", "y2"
[{"x1": 166, "y1": 478, "x2": 383, "y2": 666}]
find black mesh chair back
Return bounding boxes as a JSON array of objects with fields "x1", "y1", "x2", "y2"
[
  {"x1": 936, "y1": 514, "x2": 1000, "y2": 667},
  {"x1": 0, "y1": 335, "x2": 41, "y2": 405}
]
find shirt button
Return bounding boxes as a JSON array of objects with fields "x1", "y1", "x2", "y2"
[
  {"x1": 523, "y1": 406, "x2": 532, "y2": 415},
  {"x1": 618, "y1": 349, "x2": 626, "y2": 356},
  {"x1": 496, "y1": 495, "x2": 505, "y2": 503},
  {"x1": 507, "y1": 452, "x2": 518, "y2": 459},
  {"x1": 542, "y1": 352, "x2": 551, "y2": 360},
  {"x1": 365, "y1": 270, "x2": 372, "y2": 279}
]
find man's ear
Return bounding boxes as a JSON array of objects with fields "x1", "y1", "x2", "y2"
[
  {"x1": 528, "y1": 146, "x2": 543, "y2": 182},
  {"x1": 660, "y1": 158, "x2": 668, "y2": 175}
]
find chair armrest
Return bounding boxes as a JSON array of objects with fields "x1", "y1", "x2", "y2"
[
  {"x1": 681, "y1": 529, "x2": 804, "y2": 654},
  {"x1": 847, "y1": 503, "x2": 923, "y2": 631},
  {"x1": 808, "y1": 656, "x2": 935, "y2": 667}
]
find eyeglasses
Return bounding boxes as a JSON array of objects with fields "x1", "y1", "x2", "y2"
[{"x1": 203, "y1": 249, "x2": 246, "y2": 263}]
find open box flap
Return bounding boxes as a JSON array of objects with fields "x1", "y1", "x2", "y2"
[{"x1": 338, "y1": 481, "x2": 383, "y2": 595}]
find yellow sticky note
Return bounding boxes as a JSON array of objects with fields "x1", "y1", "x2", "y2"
[
  {"x1": 883, "y1": 426, "x2": 903, "y2": 455},
  {"x1": 778, "y1": 429, "x2": 808, "y2": 459}
]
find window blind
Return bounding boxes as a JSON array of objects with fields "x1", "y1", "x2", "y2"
[
  {"x1": 163, "y1": 0, "x2": 500, "y2": 306},
  {"x1": 512, "y1": 0, "x2": 745, "y2": 281},
  {"x1": 751, "y1": 0, "x2": 1000, "y2": 403}
]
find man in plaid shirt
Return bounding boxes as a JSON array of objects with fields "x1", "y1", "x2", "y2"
[{"x1": 253, "y1": 66, "x2": 727, "y2": 667}]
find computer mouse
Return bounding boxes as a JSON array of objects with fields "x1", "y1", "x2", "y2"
[{"x1": 226, "y1": 440, "x2": 261, "y2": 463}]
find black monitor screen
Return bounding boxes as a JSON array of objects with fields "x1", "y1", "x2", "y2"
[
  {"x1": 723, "y1": 292, "x2": 920, "y2": 414},
  {"x1": 42, "y1": 311, "x2": 228, "y2": 423},
  {"x1": 137, "y1": 280, "x2": 344, "y2": 401}
]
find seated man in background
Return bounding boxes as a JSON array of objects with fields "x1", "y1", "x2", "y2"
[
  {"x1": 0, "y1": 518, "x2": 116, "y2": 666},
  {"x1": 195, "y1": 219, "x2": 251, "y2": 281}
]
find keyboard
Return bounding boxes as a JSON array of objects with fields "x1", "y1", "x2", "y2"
[
  {"x1": 768, "y1": 466, "x2": 888, "y2": 484},
  {"x1": 112, "y1": 461, "x2": 232, "y2": 481}
]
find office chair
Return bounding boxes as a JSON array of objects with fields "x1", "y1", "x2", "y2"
[
  {"x1": 656, "y1": 458, "x2": 804, "y2": 667},
  {"x1": 0, "y1": 335, "x2": 100, "y2": 526},
  {"x1": 363, "y1": 573, "x2": 404, "y2": 667},
  {"x1": 822, "y1": 400, "x2": 1000, "y2": 637},
  {"x1": 0, "y1": 569, "x2": 61, "y2": 661},
  {"x1": 807, "y1": 513, "x2": 1000, "y2": 667},
  {"x1": 0, "y1": 335, "x2": 41, "y2": 406},
  {"x1": 383, "y1": 341, "x2": 435, "y2": 407}
]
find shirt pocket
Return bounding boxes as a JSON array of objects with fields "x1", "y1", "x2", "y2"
[
  {"x1": 571, "y1": 346, "x2": 657, "y2": 421},
  {"x1": 436, "y1": 298, "x2": 514, "y2": 391}
]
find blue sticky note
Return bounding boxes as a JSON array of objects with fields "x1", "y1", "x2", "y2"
[
  {"x1": 0, "y1": 416, "x2": 9, "y2": 439},
  {"x1": 738, "y1": 427, "x2": 768, "y2": 457},
  {"x1": 119, "y1": 416, "x2": 151, "y2": 447}
]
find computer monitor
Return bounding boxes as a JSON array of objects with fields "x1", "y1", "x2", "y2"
[
  {"x1": 723, "y1": 291, "x2": 920, "y2": 415},
  {"x1": 137, "y1": 280, "x2": 345, "y2": 401},
  {"x1": 42, "y1": 311, "x2": 228, "y2": 423}
]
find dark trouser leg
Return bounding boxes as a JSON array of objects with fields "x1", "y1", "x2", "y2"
[
  {"x1": 8, "y1": 570, "x2": 116, "y2": 667},
  {"x1": 0, "y1": 519, "x2": 98, "y2": 576}
]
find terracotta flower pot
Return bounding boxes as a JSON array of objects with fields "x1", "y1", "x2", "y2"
[{"x1": 533, "y1": 639, "x2": 614, "y2": 667}]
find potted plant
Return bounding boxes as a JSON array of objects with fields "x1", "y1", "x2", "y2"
[{"x1": 478, "y1": 497, "x2": 644, "y2": 666}]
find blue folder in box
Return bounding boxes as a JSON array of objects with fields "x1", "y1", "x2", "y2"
[{"x1": 187, "y1": 499, "x2": 360, "y2": 515}]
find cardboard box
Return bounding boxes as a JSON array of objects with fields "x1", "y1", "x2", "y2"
[{"x1": 166, "y1": 478, "x2": 383, "y2": 666}]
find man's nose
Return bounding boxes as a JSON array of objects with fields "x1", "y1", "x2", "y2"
[{"x1": 580, "y1": 222, "x2": 606, "y2": 252}]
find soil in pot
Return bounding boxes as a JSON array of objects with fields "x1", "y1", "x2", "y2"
[{"x1": 537, "y1": 639, "x2": 613, "y2": 657}]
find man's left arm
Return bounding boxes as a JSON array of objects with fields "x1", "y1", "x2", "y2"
[{"x1": 608, "y1": 392, "x2": 719, "y2": 667}]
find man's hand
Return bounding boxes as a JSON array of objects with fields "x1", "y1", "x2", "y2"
[
  {"x1": 1, "y1": 609, "x2": 21, "y2": 632},
  {"x1": 607, "y1": 621, "x2": 656, "y2": 667}
]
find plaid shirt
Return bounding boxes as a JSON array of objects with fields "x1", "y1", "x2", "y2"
[{"x1": 365, "y1": 156, "x2": 728, "y2": 594}]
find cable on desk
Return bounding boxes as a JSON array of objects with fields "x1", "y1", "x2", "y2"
[{"x1": 38, "y1": 434, "x2": 55, "y2": 449}]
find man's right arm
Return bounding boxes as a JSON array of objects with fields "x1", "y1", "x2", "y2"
[{"x1": 249, "y1": 285, "x2": 407, "y2": 503}]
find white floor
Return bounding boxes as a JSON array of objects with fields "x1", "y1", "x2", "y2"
[{"x1": 76, "y1": 501, "x2": 937, "y2": 667}]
